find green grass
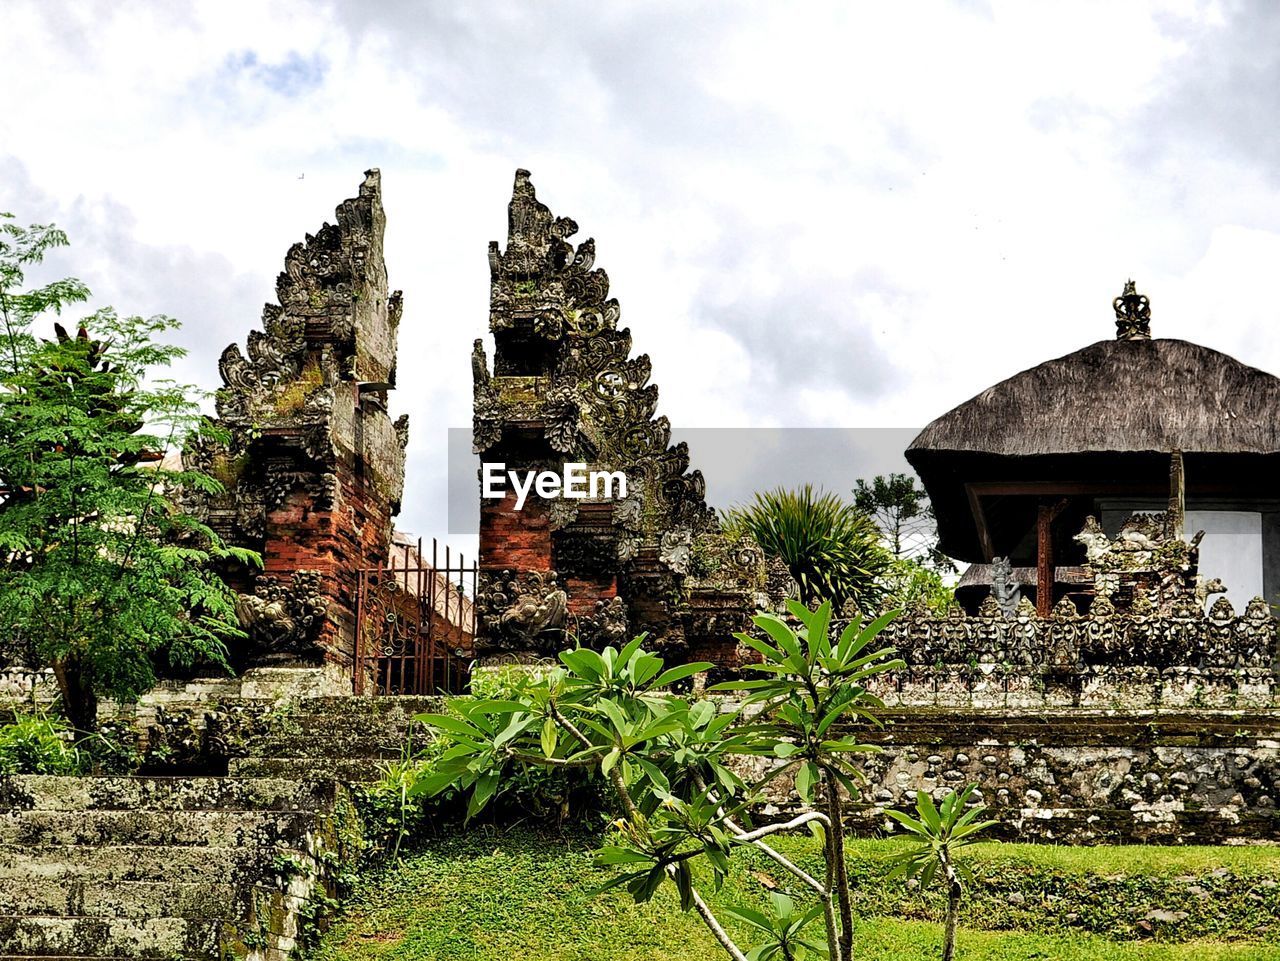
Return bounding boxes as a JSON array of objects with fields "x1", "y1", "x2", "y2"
[{"x1": 311, "y1": 829, "x2": 1280, "y2": 961}]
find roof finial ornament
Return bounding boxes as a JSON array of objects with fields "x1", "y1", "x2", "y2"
[{"x1": 1113, "y1": 279, "x2": 1151, "y2": 341}]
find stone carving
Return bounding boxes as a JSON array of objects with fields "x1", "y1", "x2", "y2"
[
  {"x1": 659, "y1": 530, "x2": 693, "y2": 576},
  {"x1": 541, "y1": 383, "x2": 582, "y2": 453},
  {"x1": 476, "y1": 570, "x2": 568, "y2": 651},
  {"x1": 870, "y1": 592, "x2": 1275, "y2": 670},
  {"x1": 1195, "y1": 575, "x2": 1227, "y2": 607},
  {"x1": 1051, "y1": 596, "x2": 1080, "y2": 619},
  {"x1": 546, "y1": 497, "x2": 580, "y2": 531},
  {"x1": 989, "y1": 556, "x2": 1020, "y2": 618},
  {"x1": 876, "y1": 513, "x2": 1274, "y2": 669},
  {"x1": 471, "y1": 338, "x2": 490, "y2": 389},
  {"x1": 1074, "y1": 516, "x2": 1110, "y2": 565},
  {"x1": 576, "y1": 596, "x2": 629, "y2": 648},
  {"x1": 234, "y1": 571, "x2": 328, "y2": 661},
  {"x1": 1073, "y1": 511, "x2": 1205, "y2": 615},
  {"x1": 476, "y1": 170, "x2": 738, "y2": 658},
  {"x1": 847, "y1": 511, "x2": 1280, "y2": 668},
  {"x1": 554, "y1": 528, "x2": 618, "y2": 576},
  {"x1": 1114, "y1": 278, "x2": 1152, "y2": 341},
  {"x1": 765, "y1": 556, "x2": 798, "y2": 608}
]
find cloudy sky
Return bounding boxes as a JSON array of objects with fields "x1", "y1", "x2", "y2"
[{"x1": 3, "y1": 1, "x2": 1279, "y2": 556}]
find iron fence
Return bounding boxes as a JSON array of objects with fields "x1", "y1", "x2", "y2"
[{"x1": 354, "y1": 538, "x2": 476, "y2": 695}]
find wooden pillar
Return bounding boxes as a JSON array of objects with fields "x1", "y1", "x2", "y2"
[
  {"x1": 1036, "y1": 498, "x2": 1071, "y2": 617},
  {"x1": 1036, "y1": 503, "x2": 1053, "y2": 618},
  {"x1": 1168, "y1": 449, "x2": 1185, "y2": 540}
]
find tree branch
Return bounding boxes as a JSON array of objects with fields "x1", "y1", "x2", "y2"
[
  {"x1": 689, "y1": 885, "x2": 750, "y2": 961},
  {"x1": 730, "y1": 811, "x2": 831, "y2": 843},
  {"x1": 505, "y1": 749, "x2": 596, "y2": 768}
]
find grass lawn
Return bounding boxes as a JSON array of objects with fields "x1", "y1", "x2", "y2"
[{"x1": 311, "y1": 829, "x2": 1280, "y2": 961}]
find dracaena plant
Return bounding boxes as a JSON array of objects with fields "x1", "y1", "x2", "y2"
[{"x1": 415, "y1": 599, "x2": 910, "y2": 961}]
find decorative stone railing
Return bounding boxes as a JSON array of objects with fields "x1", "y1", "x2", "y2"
[{"x1": 857, "y1": 595, "x2": 1277, "y2": 670}]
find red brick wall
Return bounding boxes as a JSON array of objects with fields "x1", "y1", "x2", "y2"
[{"x1": 479, "y1": 490, "x2": 553, "y2": 573}]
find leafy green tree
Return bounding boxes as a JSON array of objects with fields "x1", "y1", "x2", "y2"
[
  {"x1": 887, "y1": 786, "x2": 997, "y2": 961},
  {"x1": 881, "y1": 558, "x2": 955, "y2": 615},
  {"x1": 723, "y1": 485, "x2": 891, "y2": 613},
  {"x1": 0, "y1": 214, "x2": 256, "y2": 731},
  {"x1": 0, "y1": 214, "x2": 89, "y2": 372},
  {"x1": 414, "y1": 601, "x2": 908, "y2": 961},
  {"x1": 852, "y1": 473, "x2": 953, "y2": 573}
]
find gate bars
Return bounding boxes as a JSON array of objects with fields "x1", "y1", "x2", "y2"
[{"x1": 354, "y1": 537, "x2": 476, "y2": 695}]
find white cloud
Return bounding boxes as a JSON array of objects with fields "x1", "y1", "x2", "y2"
[{"x1": 3, "y1": 0, "x2": 1280, "y2": 556}]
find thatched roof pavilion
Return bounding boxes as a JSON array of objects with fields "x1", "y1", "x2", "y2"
[{"x1": 907, "y1": 281, "x2": 1280, "y2": 613}]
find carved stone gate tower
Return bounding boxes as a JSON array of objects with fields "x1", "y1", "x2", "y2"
[
  {"x1": 186, "y1": 170, "x2": 408, "y2": 677},
  {"x1": 473, "y1": 170, "x2": 778, "y2": 665}
]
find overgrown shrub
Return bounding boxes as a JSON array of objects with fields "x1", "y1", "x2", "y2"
[
  {"x1": 722, "y1": 485, "x2": 891, "y2": 612},
  {"x1": 0, "y1": 710, "x2": 82, "y2": 774},
  {"x1": 361, "y1": 669, "x2": 605, "y2": 859}
]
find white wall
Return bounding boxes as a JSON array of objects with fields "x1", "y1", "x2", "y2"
[{"x1": 1185, "y1": 510, "x2": 1264, "y2": 607}]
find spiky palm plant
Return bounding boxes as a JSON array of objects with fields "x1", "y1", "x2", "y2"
[{"x1": 723, "y1": 484, "x2": 891, "y2": 613}]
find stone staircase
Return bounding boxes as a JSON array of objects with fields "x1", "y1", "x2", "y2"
[
  {"x1": 223, "y1": 695, "x2": 443, "y2": 782},
  {"x1": 0, "y1": 674, "x2": 443, "y2": 960},
  {"x1": 0, "y1": 775, "x2": 349, "y2": 960}
]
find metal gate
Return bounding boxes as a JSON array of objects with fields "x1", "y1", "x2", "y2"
[{"x1": 354, "y1": 537, "x2": 476, "y2": 695}]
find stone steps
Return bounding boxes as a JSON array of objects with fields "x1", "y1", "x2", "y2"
[
  {"x1": 0, "y1": 773, "x2": 347, "y2": 960},
  {"x1": 231, "y1": 734, "x2": 405, "y2": 760},
  {"x1": 0, "y1": 682, "x2": 447, "y2": 960},
  {"x1": 0, "y1": 811, "x2": 321, "y2": 848},
  {"x1": 227, "y1": 756, "x2": 389, "y2": 781},
  {"x1": 0, "y1": 776, "x2": 335, "y2": 813},
  {"x1": 0, "y1": 844, "x2": 276, "y2": 884},
  {"x1": 221, "y1": 697, "x2": 438, "y2": 782},
  {"x1": 0, "y1": 918, "x2": 295, "y2": 961},
  {"x1": 0, "y1": 916, "x2": 225, "y2": 958},
  {"x1": 0, "y1": 880, "x2": 241, "y2": 919}
]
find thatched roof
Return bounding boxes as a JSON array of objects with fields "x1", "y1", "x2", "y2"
[
  {"x1": 907, "y1": 336, "x2": 1280, "y2": 562},
  {"x1": 908, "y1": 338, "x2": 1280, "y2": 458}
]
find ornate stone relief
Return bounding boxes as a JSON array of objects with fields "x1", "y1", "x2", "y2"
[
  {"x1": 990, "y1": 556, "x2": 1020, "y2": 618},
  {"x1": 234, "y1": 571, "x2": 328, "y2": 661},
  {"x1": 182, "y1": 169, "x2": 407, "y2": 665},
  {"x1": 575, "y1": 596, "x2": 629, "y2": 648},
  {"x1": 475, "y1": 569, "x2": 569, "y2": 652},
  {"x1": 476, "y1": 169, "x2": 737, "y2": 655},
  {"x1": 928, "y1": 510, "x2": 1278, "y2": 669}
]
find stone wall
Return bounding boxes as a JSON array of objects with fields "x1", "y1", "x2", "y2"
[
  {"x1": 746, "y1": 705, "x2": 1280, "y2": 844},
  {"x1": 872, "y1": 596, "x2": 1277, "y2": 673}
]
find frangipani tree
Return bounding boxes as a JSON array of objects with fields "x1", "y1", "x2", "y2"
[
  {"x1": 415, "y1": 600, "x2": 908, "y2": 961},
  {"x1": 887, "y1": 786, "x2": 997, "y2": 961}
]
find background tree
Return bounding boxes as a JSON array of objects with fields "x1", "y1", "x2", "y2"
[
  {"x1": 881, "y1": 558, "x2": 955, "y2": 615},
  {"x1": 853, "y1": 472, "x2": 954, "y2": 573},
  {"x1": 0, "y1": 214, "x2": 89, "y2": 374},
  {"x1": 722, "y1": 484, "x2": 891, "y2": 613},
  {"x1": 0, "y1": 214, "x2": 256, "y2": 731}
]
